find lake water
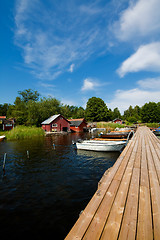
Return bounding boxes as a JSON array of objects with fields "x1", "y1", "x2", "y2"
[{"x1": 0, "y1": 133, "x2": 120, "y2": 239}]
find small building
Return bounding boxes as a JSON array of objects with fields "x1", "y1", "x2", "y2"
[
  {"x1": 0, "y1": 116, "x2": 15, "y2": 131},
  {"x1": 112, "y1": 118, "x2": 123, "y2": 124},
  {"x1": 69, "y1": 118, "x2": 87, "y2": 132},
  {"x1": 41, "y1": 114, "x2": 70, "y2": 132}
]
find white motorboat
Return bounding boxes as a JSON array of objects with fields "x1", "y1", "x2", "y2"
[
  {"x1": 0, "y1": 135, "x2": 5, "y2": 142},
  {"x1": 76, "y1": 139, "x2": 126, "y2": 152}
]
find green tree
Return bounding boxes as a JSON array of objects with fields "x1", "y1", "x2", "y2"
[
  {"x1": 61, "y1": 105, "x2": 72, "y2": 119},
  {"x1": 123, "y1": 105, "x2": 134, "y2": 120},
  {"x1": 27, "y1": 100, "x2": 40, "y2": 126},
  {"x1": 18, "y1": 89, "x2": 40, "y2": 103},
  {"x1": 0, "y1": 103, "x2": 10, "y2": 116},
  {"x1": 127, "y1": 116, "x2": 137, "y2": 123},
  {"x1": 133, "y1": 105, "x2": 141, "y2": 121},
  {"x1": 141, "y1": 102, "x2": 159, "y2": 123},
  {"x1": 76, "y1": 107, "x2": 85, "y2": 118},
  {"x1": 123, "y1": 105, "x2": 141, "y2": 122},
  {"x1": 85, "y1": 97, "x2": 109, "y2": 122},
  {"x1": 112, "y1": 107, "x2": 121, "y2": 120},
  {"x1": 11, "y1": 97, "x2": 27, "y2": 124},
  {"x1": 38, "y1": 97, "x2": 61, "y2": 123}
]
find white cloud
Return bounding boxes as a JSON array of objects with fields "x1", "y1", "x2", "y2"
[
  {"x1": 68, "y1": 64, "x2": 75, "y2": 73},
  {"x1": 137, "y1": 77, "x2": 160, "y2": 89},
  {"x1": 117, "y1": 42, "x2": 160, "y2": 77},
  {"x1": 61, "y1": 98, "x2": 76, "y2": 106},
  {"x1": 107, "y1": 76, "x2": 160, "y2": 113},
  {"x1": 79, "y1": 4, "x2": 101, "y2": 15},
  {"x1": 81, "y1": 78, "x2": 96, "y2": 91},
  {"x1": 39, "y1": 82, "x2": 55, "y2": 89},
  {"x1": 81, "y1": 78, "x2": 106, "y2": 91},
  {"x1": 14, "y1": 0, "x2": 109, "y2": 80},
  {"x1": 114, "y1": 0, "x2": 160, "y2": 41},
  {"x1": 107, "y1": 88, "x2": 160, "y2": 113}
]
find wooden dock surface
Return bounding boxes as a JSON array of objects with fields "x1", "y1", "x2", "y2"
[{"x1": 65, "y1": 126, "x2": 160, "y2": 240}]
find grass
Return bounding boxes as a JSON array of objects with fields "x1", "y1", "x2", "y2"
[
  {"x1": 145, "y1": 123, "x2": 160, "y2": 128},
  {"x1": 3, "y1": 126, "x2": 45, "y2": 140},
  {"x1": 96, "y1": 122, "x2": 127, "y2": 132}
]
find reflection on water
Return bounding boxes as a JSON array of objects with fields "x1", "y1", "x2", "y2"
[{"x1": 0, "y1": 133, "x2": 120, "y2": 239}]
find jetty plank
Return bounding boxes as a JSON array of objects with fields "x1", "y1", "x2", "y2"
[
  {"x1": 118, "y1": 136, "x2": 141, "y2": 240},
  {"x1": 65, "y1": 126, "x2": 160, "y2": 240},
  {"x1": 136, "y1": 133, "x2": 153, "y2": 240},
  {"x1": 100, "y1": 137, "x2": 139, "y2": 240},
  {"x1": 118, "y1": 167, "x2": 140, "y2": 240},
  {"x1": 145, "y1": 133, "x2": 160, "y2": 240}
]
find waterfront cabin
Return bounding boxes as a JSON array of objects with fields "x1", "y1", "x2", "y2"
[
  {"x1": 112, "y1": 118, "x2": 123, "y2": 124},
  {"x1": 69, "y1": 118, "x2": 87, "y2": 132},
  {"x1": 3, "y1": 119, "x2": 15, "y2": 131},
  {"x1": 0, "y1": 116, "x2": 15, "y2": 131},
  {"x1": 41, "y1": 114, "x2": 70, "y2": 132}
]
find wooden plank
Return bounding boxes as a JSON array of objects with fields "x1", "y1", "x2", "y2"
[
  {"x1": 114, "y1": 136, "x2": 138, "y2": 181},
  {"x1": 137, "y1": 186, "x2": 153, "y2": 240},
  {"x1": 146, "y1": 134, "x2": 160, "y2": 240},
  {"x1": 118, "y1": 130, "x2": 141, "y2": 240},
  {"x1": 139, "y1": 135, "x2": 150, "y2": 188},
  {"x1": 65, "y1": 127, "x2": 160, "y2": 240},
  {"x1": 100, "y1": 137, "x2": 139, "y2": 240},
  {"x1": 148, "y1": 132, "x2": 160, "y2": 183},
  {"x1": 65, "y1": 136, "x2": 135, "y2": 240},
  {"x1": 82, "y1": 138, "x2": 137, "y2": 240},
  {"x1": 136, "y1": 132, "x2": 153, "y2": 240},
  {"x1": 134, "y1": 136, "x2": 141, "y2": 168},
  {"x1": 82, "y1": 179, "x2": 120, "y2": 240},
  {"x1": 118, "y1": 167, "x2": 140, "y2": 240}
]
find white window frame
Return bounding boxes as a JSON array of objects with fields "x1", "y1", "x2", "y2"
[{"x1": 52, "y1": 123, "x2": 57, "y2": 127}]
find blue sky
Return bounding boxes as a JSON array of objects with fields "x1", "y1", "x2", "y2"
[{"x1": 1, "y1": 0, "x2": 160, "y2": 113}]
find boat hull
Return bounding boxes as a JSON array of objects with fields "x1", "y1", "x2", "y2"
[
  {"x1": 153, "y1": 131, "x2": 160, "y2": 136},
  {"x1": 76, "y1": 140, "x2": 126, "y2": 152},
  {"x1": 0, "y1": 136, "x2": 5, "y2": 142}
]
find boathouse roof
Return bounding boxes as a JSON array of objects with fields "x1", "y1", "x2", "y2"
[
  {"x1": 69, "y1": 118, "x2": 85, "y2": 127},
  {"x1": 41, "y1": 114, "x2": 61, "y2": 125},
  {"x1": 41, "y1": 114, "x2": 70, "y2": 125}
]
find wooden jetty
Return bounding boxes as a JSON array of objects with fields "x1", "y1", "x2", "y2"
[{"x1": 65, "y1": 126, "x2": 160, "y2": 240}]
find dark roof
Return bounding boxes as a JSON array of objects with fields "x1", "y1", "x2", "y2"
[
  {"x1": 4, "y1": 119, "x2": 14, "y2": 124},
  {"x1": 113, "y1": 118, "x2": 122, "y2": 122},
  {"x1": 69, "y1": 118, "x2": 86, "y2": 127}
]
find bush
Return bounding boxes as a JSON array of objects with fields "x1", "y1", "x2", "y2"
[
  {"x1": 96, "y1": 122, "x2": 126, "y2": 131},
  {"x1": 5, "y1": 126, "x2": 44, "y2": 140}
]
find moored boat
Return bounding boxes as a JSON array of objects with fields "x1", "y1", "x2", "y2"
[
  {"x1": 76, "y1": 139, "x2": 126, "y2": 152},
  {"x1": 0, "y1": 135, "x2": 5, "y2": 141},
  {"x1": 153, "y1": 127, "x2": 160, "y2": 136},
  {"x1": 100, "y1": 129, "x2": 134, "y2": 139}
]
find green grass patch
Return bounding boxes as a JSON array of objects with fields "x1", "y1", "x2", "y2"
[
  {"x1": 4, "y1": 126, "x2": 44, "y2": 140},
  {"x1": 96, "y1": 122, "x2": 126, "y2": 131},
  {"x1": 145, "y1": 123, "x2": 160, "y2": 128}
]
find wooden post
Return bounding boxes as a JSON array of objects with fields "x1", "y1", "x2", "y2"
[{"x1": 3, "y1": 153, "x2": 7, "y2": 176}]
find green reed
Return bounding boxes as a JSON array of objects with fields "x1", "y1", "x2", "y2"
[{"x1": 5, "y1": 126, "x2": 44, "y2": 140}]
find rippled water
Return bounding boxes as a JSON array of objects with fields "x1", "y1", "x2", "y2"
[{"x1": 0, "y1": 133, "x2": 120, "y2": 239}]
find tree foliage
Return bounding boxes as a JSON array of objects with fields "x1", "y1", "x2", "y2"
[
  {"x1": 112, "y1": 107, "x2": 121, "y2": 120},
  {"x1": 4, "y1": 89, "x2": 86, "y2": 126},
  {"x1": 1, "y1": 89, "x2": 160, "y2": 126},
  {"x1": 18, "y1": 89, "x2": 40, "y2": 103},
  {"x1": 85, "y1": 97, "x2": 109, "y2": 122},
  {"x1": 141, "y1": 102, "x2": 160, "y2": 123}
]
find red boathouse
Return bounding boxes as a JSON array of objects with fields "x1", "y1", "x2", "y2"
[
  {"x1": 41, "y1": 114, "x2": 70, "y2": 132},
  {"x1": 112, "y1": 118, "x2": 123, "y2": 124},
  {"x1": 69, "y1": 118, "x2": 87, "y2": 132},
  {"x1": 0, "y1": 116, "x2": 15, "y2": 131}
]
